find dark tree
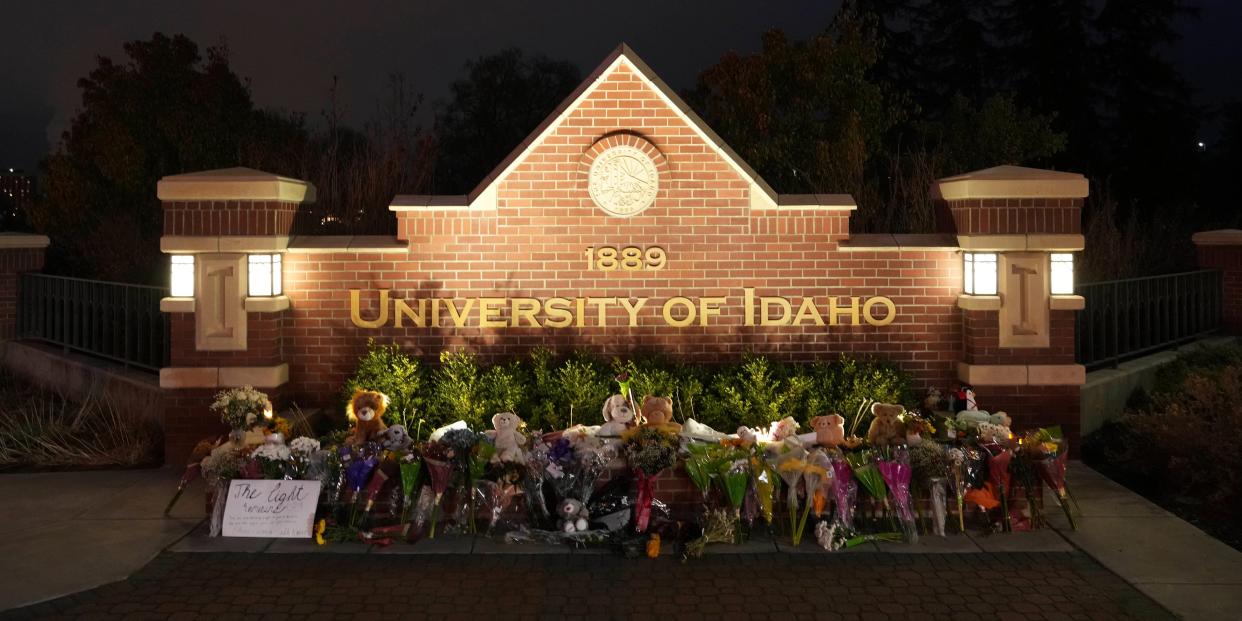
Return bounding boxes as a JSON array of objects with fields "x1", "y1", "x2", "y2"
[
  {"x1": 993, "y1": 0, "x2": 1099, "y2": 173},
  {"x1": 34, "y1": 34, "x2": 305, "y2": 283},
  {"x1": 1096, "y1": 0, "x2": 1199, "y2": 214},
  {"x1": 429, "y1": 49, "x2": 581, "y2": 194}
]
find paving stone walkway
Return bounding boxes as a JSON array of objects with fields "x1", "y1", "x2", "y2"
[{"x1": 4, "y1": 551, "x2": 1171, "y2": 620}]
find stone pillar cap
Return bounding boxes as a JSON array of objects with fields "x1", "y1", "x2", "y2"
[
  {"x1": 0, "y1": 232, "x2": 50, "y2": 249},
  {"x1": 1191, "y1": 229, "x2": 1242, "y2": 246},
  {"x1": 157, "y1": 167, "x2": 316, "y2": 203},
  {"x1": 933, "y1": 165, "x2": 1088, "y2": 200}
]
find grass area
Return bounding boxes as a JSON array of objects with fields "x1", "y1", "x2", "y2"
[
  {"x1": 1084, "y1": 343, "x2": 1242, "y2": 552},
  {"x1": 0, "y1": 371, "x2": 161, "y2": 471}
]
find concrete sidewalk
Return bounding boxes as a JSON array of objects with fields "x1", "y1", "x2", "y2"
[
  {"x1": 0, "y1": 467, "x2": 201, "y2": 611},
  {"x1": 1051, "y1": 465, "x2": 1242, "y2": 621},
  {"x1": 5, "y1": 462, "x2": 1242, "y2": 620}
]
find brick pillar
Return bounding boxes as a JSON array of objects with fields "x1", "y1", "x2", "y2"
[
  {"x1": 156, "y1": 168, "x2": 314, "y2": 462},
  {"x1": 1192, "y1": 229, "x2": 1242, "y2": 334},
  {"x1": 933, "y1": 166, "x2": 1088, "y2": 448},
  {"x1": 0, "y1": 233, "x2": 49, "y2": 343}
]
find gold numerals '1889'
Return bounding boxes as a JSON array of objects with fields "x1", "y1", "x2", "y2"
[{"x1": 584, "y1": 246, "x2": 667, "y2": 271}]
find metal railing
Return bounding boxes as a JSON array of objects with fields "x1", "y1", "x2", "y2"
[
  {"x1": 17, "y1": 273, "x2": 170, "y2": 372},
  {"x1": 1075, "y1": 269, "x2": 1222, "y2": 371}
]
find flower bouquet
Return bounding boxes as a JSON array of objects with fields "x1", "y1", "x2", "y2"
[
  {"x1": 829, "y1": 457, "x2": 858, "y2": 532},
  {"x1": 623, "y1": 426, "x2": 679, "y2": 533},
  {"x1": 947, "y1": 447, "x2": 967, "y2": 533},
  {"x1": 717, "y1": 456, "x2": 750, "y2": 540},
  {"x1": 749, "y1": 454, "x2": 777, "y2": 528},
  {"x1": 164, "y1": 439, "x2": 216, "y2": 516},
  {"x1": 983, "y1": 444, "x2": 1014, "y2": 532},
  {"x1": 420, "y1": 441, "x2": 454, "y2": 538},
  {"x1": 441, "y1": 428, "x2": 494, "y2": 534},
  {"x1": 807, "y1": 449, "x2": 834, "y2": 520},
  {"x1": 1029, "y1": 428, "x2": 1075, "y2": 530},
  {"x1": 210, "y1": 386, "x2": 272, "y2": 437},
  {"x1": 200, "y1": 443, "x2": 243, "y2": 536},
  {"x1": 876, "y1": 449, "x2": 918, "y2": 544},
  {"x1": 483, "y1": 461, "x2": 527, "y2": 536},
  {"x1": 288, "y1": 436, "x2": 323, "y2": 480},
  {"x1": 814, "y1": 521, "x2": 902, "y2": 551},
  {"x1": 846, "y1": 451, "x2": 888, "y2": 527},
  {"x1": 252, "y1": 442, "x2": 292, "y2": 480},
  {"x1": 523, "y1": 434, "x2": 554, "y2": 527}
]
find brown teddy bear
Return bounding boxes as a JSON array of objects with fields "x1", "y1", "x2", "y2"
[
  {"x1": 640, "y1": 395, "x2": 681, "y2": 433},
  {"x1": 866, "y1": 402, "x2": 906, "y2": 447},
  {"x1": 346, "y1": 389, "x2": 389, "y2": 446},
  {"x1": 810, "y1": 414, "x2": 846, "y2": 448}
]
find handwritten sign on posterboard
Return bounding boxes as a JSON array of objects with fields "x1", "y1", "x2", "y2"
[{"x1": 221, "y1": 479, "x2": 321, "y2": 538}]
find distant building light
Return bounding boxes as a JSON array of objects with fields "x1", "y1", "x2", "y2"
[{"x1": 1197, "y1": 141, "x2": 1206, "y2": 152}]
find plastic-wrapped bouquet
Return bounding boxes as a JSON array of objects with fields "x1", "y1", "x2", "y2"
[
  {"x1": 251, "y1": 442, "x2": 292, "y2": 479},
  {"x1": 623, "y1": 426, "x2": 679, "y2": 532},
  {"x1": 829, "y1": 457, "x2": 857, "y2": 532},
  {"x1": 420, "y1": 441, "x2": 454, "y2": 538},
  {"x1": 876, "y1": 449, "x2": 918, "y2": 544}
]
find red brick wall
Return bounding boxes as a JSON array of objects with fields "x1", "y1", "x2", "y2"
[
  {"x1": 164, "y1": 385, "x2": 289, "y2": 462},
  {"x1": 974, "y1": 384, "x2": 1081, "y2": 450},
  {"x1": 947, "y1": 198, "x2": 1081, "y2": 235},
  {"x1": 168, "y1": 312, "x2": 285, "y2": 367},
  {"x1": 162, "y1": 200, "x2": 298, "y2": 236},
  {"x1": 279, "y1": 65, "x2": 965, "y2": 409},
  {"x1": 962, "y1": 309, "x2": 1077, "y2": 365},
  {"x1": 1197, "y1": 245, "x2": 1242, "y2": 334},
  {"x1": 0, "y1": 247, "x2": 45, "y2": 340}
]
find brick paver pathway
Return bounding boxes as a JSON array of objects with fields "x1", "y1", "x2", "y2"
[{"x1": 3, "y1": 552, "x2": 1171, "y2": 620}]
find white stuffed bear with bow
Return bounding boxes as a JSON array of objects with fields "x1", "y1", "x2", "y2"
[{"x1": 489, "y1": 412, "x2": 527, "y2": 463}]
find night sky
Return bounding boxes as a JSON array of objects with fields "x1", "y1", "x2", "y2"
[{"x1": 2, "y1": 0, "x2": 1239, "y2": 172}]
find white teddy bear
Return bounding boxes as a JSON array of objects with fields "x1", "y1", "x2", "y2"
[
  {"x1": 598, "y1": 394, "x2": 635, "y2": 439},
  {"x1": 488, "y1": 412, "x2": 527, "y2": 463}
]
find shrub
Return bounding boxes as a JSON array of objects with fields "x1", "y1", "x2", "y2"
[
  {"x1": 0, "y1": 374, "x2": 160, "y2": 470},
  {"x1": 342, "y1": 346, "x2": 915, "y2": 436},
  {"x1": 555, "y1": 353, "x2": 611, "y2": 429},
  {"x1": 431, "y1": 350, "x2": 488, "y2": 430},
  {"x1": 342, "y1": 339, "x2": 425, "y2": 429},
  {"x1": 1085, "y1": 344, "x2": 1242, "y2": 529}
]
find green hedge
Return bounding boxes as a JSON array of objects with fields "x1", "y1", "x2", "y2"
[{"x1": 343, "y1": 341, "x2": 913, "y2": 438}]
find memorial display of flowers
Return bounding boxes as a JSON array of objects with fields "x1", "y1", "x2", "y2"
[{"x1": 169, "y1": 370, "x2": 1081, "y2": 557}]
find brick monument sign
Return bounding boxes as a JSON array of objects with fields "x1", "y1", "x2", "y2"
[{"x1": 152, "y1": 45, "x2": 1087, "y2": 460}]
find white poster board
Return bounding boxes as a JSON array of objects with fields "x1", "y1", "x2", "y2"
[{"x1": 221, "y1": 479, "x2": 321, "y2": 538}]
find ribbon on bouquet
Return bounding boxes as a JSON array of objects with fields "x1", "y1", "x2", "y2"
[{"x1": 635, "y1": 470, "x2": 656, "y2": 533}]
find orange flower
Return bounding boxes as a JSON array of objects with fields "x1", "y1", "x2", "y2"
[
  {"x1": 812, "y1": 489, "x2": 827, "y2": 516},
  {"x1": 964, "y1": 483, "x2": 1000, "y2": 510}
]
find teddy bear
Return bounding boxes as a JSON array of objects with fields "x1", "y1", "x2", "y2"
[
  {"x1": 377, "y1": 424, "x2": 413, "y2": 453},
  {"x1": 598, "y1": 394, "x2": 635, "y2": 438},
  {"x1": 866, "y1": 402, "x2": 907, "y2": 447},
  {"x1": 640, "y1": 395, "x2": 681, "y2": 433},
  {"x1": 346, "y1": 389, "x2": 389, "y2": 446},
  {"x1": 810, "y1": 414, "x2": 846, "y2": 448},
  {"x1": 489, "y1": 411, "x2": 527, "y2": 463},
  {"x1": 557, "y1": 497, "x2": 590, "y2": 533},
  {"x1": 976, "y1": 422, "x2": 1006, "y2": 443}
]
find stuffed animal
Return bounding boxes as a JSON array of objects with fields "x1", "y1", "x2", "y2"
[
  {"x1": 557, "y1": 497, "x2": 590, "y2": 533},
  {"x1": 866, "y1": 403, "x2": 907, "y2": 447},
  {"x1": 346, "y1": 389, "x2": 389, "y2": 446},
  {"x1": 598, "y1": 394, "x2": 635, "y2": 438},
  {"x1": 989, "y1": 411, "x2": 1012, "y2": 428},
  {"x1": 955, "y1": 409, "x2": 992, "y2": 430},
  {"x1": 976, "y1": 421, "x2": 1006, "y2": 443},
  {"x1": 490, "y1": 411, "x2": 527, "y2": 463},
  {"x1": 810, "y1": 414, "x2": 846, "y2": 448},
  {"x1": 378, "y1": 424, "x2": 413, "y2": 453},
  {"x1": 952, "y1": 384, "x2": 977, "y2": 413},
  {"x1": 735, "y1": 426, "x2": 758, "y2": 447},
  {"x1": 768, "y1": 416, "x2": 800, "y2": 442},
  {"x1": 640, "y1": 395, "x2": 681, "y2": 433}
]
